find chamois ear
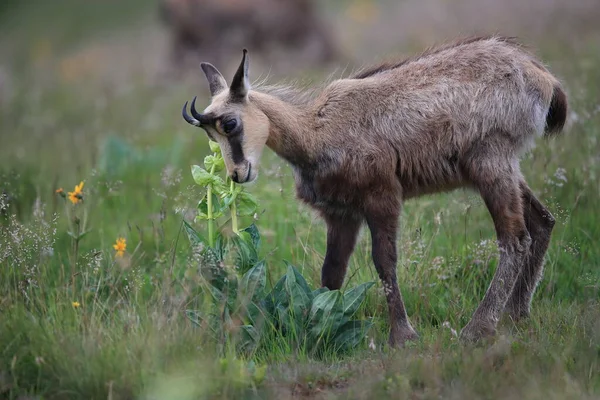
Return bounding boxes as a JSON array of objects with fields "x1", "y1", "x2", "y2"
[
  {"x1": 200, "y1": 62, "x2": 228, "y2": 96},
  {"x1": 230, "y1": 49, "x2": 250, "y2": 100}
]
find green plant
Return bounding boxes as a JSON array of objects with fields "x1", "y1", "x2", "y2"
[
  {"x1": 264, "y1": 262, "x2": 374, "y2": 354},
  {"x1": 185, "y1": 141, "x2": 374, "y2": 356},
  {"x1": 191, "y1": 141, "x2": 258, "y2": 247}
]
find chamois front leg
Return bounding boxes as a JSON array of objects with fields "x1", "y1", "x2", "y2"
[
  {"x1": 321, "y1": 213, "x2": 362, "y2": 290},
  {"x1": 365, "y1": 200, "x2": 418, "y2": 347}
]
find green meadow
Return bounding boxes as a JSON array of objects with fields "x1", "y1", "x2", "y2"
[{"x1": 1, "y1": 1, "x2": 599, "y2": 398}]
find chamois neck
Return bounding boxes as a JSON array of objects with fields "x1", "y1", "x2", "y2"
[{"x1": 249, "y1": 90, "x2": 316, "y2": 168}]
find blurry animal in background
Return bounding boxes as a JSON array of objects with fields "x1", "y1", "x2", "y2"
[
  {"x1": 159, "y1": 0, "x2": 337, "y2": 77},
  {"x1": 181, "y1": 37, "x2": 567, "y2": 346}
]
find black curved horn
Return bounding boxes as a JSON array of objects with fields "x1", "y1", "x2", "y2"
[
  {"x1": 190, "y1": 97, "x2": 205, "y2": 122},
  {"x1": 182, "y1": 96, "x2": 213, "y2": 127},
  {"x1": 182, "y1": 100, "x2": 201, "y2": 127}
]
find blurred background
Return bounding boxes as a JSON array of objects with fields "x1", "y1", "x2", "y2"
[{"x1": 0, "y1": 0, "x2": 599, "y2": 289}]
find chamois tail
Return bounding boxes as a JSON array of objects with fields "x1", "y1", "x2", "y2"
[{"x1": 544, "y1": 85, "x2": 568, "y2": 137}]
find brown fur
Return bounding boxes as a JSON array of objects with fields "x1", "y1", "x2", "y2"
[
  {"x1": 352, "y1": 36, "x2": 523, "y2": 80},
  {"x1": 182, "y1": 36, "x2": 568, "y2": 346}
]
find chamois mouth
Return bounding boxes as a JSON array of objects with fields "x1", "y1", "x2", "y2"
[
  {"x1": 232, "y1": 163, "x2": 253, "y2": 184},
  {"x1": 243, "y1": 163, "x2": 252, "y2": 183}
]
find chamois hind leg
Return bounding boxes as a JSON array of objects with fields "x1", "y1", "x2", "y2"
[
  {"x1": 504, "y1": 181, "x2": 556, "y2": 320},
  {"x1": 364, "y1": 196, "x2": 418, "y2": 347},
  {"x1": 321, "y1": 212, "x2": 362, "y2": 290},
  {"x1": 460, "y1": 166, "x2": 532, "y2": 342}
]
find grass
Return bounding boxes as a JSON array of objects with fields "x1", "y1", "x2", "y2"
[{"x1": 1, "y1": 1, "x2": 600, "y2": 398}]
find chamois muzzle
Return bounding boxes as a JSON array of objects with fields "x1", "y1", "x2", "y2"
[
  {"x1": 182, "y1": 96, "x2": 213, "y2": 127},
  {"x1": 231, "y1": 161, "x2": 252, "y2": 184}
]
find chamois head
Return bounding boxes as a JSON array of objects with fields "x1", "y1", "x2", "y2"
[{"x1": 182, "y1": 50, "x2": 269, "y2": 183}]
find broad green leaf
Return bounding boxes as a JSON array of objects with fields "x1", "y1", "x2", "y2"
[
  {"x1": 214, "y1": 232, "x2": 227, "y2": 261},
  {"x1": 308, "y1": 290, "x2": 345, "y2": 340},
  {"x1": 197, "y1": 244, "x2": 227, "y2": 291},
  {"x1": 283, "y1": 261, "x2": 313, "y2": 300},
  {"x1": 196, "y1": 196, "x2": 209, "y2": 220},
  {"x1": 264, "y1": 275, "x2": 288, "y2": 316},
  {"x1": 343, "y1": 282, "x2": 375, "y2": 318},
  {"x1": 285, "y1": 264, "x2": 312, "y2": 324},
  {"x1": 222, "y1": 183, "x2": 242, "y2": 208},
  {"x1": 191, "y1": 165, "x2": 227, "y2": 192},
  {"x1": 229, "y1": 234, "x2": 258, "y2": 274},
  {"x1": 240, "y1": 325, "x2": 260, "y2": 347},
  {"x1": 312, "y1": 287, "x2": 329, "y2": 297},
  {"x1": 276, "y1": 303, "x2": 292, "y2": 331},
  {"x1": 242, "y1": 224, "x2": 261, "y2": 251},
  {"x1": 245, "y1": 301, "x2": 264, "y2": 326},
  {"x1": 183, "y1": 220, "x2": 204, "y2": 246},
  {"x1": 185, "y1": 226, "x2": 225, "y2": 289},
  {"x1": 191, "y1": 165, "x2": 213, "y2": 186},
  {"x1": 309, "y1": 290, "x2": 340, "y2": 321},
  {"x1": 213, "y1": 231, "x2": 257, "y2": 273},
  {"x1": 236, "y1": 192, "x2": 258, "y2": 216},
  {"x1": 211, "y1": 175, "x2": 227, "y2": 193},
  {"x1": 223, "y1": 273, "x2": 239, "y2": 311},
  {"x1": 204, "y1": 154, "x2": 225, "y2": 173},
  {"x1": 203, "y1": 155, "x2": 213, "y2": 171},
  {"x1": 229, "y1": 182, "x2": 243, "y2": 197},
  {"x1": 206, "y1": 283, "x2": 225, "y2": 303},
  {"x1": 238, "y1": 231, "x2": 253, "y2": 248},
  {"x1": 196, "y1": 193, "x2": 224, "y2": 220},
  {"x1": 241, "y1": 261, "x2": 266, "y2": 300},
  {"x1": 222, "y1": 193, "x2": 236, "y2": 208},
  {"x1": 209, "y1": 140, "x2": 221, "y2": 154},
  {"x1": 333, "y1": 320, "x2": 374, "y2": 351}
]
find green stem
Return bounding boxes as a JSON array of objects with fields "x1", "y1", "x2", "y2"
[
  {"x1": 229, "y1": 180, "x2": 239, "y2": 234},
  {"x1": 207, "y1": 162, "x2": 217, "y2": 248},
  {"x1": 72, "y1": 216, "x2": 80, "y2": 296}
]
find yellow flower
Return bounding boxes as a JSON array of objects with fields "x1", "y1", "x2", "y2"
[
  {"x1": 72, "y1": 301, "x2": 80, "y2": 308},
  {"x1": 68, "y1": 181, "x2": 84, "y2": 204},
  {"x1": 113, "y1": 237, "x2": 126, "y2": 257}
]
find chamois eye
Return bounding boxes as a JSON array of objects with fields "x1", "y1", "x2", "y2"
[{"x1": 222, "y1": 119, "x2": 237, "y2": 134}]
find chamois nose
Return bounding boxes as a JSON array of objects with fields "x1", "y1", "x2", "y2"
[{"x1": 230, "y1": 162, "x2": 252, "y2": 183}]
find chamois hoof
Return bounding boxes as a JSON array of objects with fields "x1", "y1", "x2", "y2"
[
  {"x1": 459, "y1": 319, "x2": 497, "y2": 343},
  {"x1": 388, "y1": 325, "x2": 419, "y2": 348}
]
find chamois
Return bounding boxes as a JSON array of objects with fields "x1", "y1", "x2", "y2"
[{"x1": 181, "y1": 36, "x2": 567, "y2": 346}]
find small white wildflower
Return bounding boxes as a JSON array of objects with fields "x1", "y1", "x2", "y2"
[
  {"x1": 368, "y1": 336, "x2": 376, "y2": 351},
  {"x1": 442, "y1": 321, "x2": 458, "y2": 338}
]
